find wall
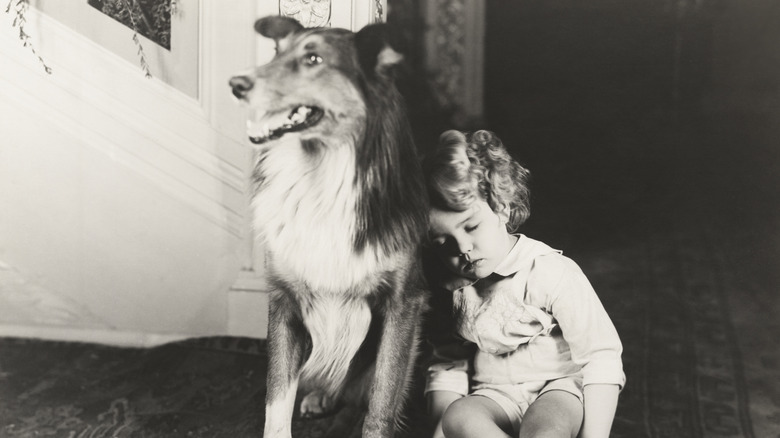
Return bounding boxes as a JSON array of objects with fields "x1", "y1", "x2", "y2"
[
  {"x1": 706, "y1": 0, "x2": 780, "y2": 113},
  {"x1": 0, "y1": 1, "x2": 265, "y2": 346}
]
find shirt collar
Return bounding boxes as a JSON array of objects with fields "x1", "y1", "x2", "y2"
[
  {"x1": 493, "y1": 234, "x2": 547, "y2": 276},
  {"x1": 437, "y1": 234, "x2": 559, "y2": 291}
]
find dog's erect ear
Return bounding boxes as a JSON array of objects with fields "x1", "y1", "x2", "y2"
[
  {"x1": 255, "y1": 16, "x2": 304, "y2": 53},
  {"x1": 355, "y1": 23, "x2": 404, "y2": 80}
]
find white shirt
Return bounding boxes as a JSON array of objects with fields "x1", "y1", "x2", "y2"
[{"x1": 433, "y1": 235, "x2": 625, "y2": 388}]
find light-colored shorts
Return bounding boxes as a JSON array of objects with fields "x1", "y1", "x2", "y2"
[
  {"x1": 425, "y1": 362, "x2": 584, "y2": 435},
  {"x1": 472, "y1": 375, "x2": 584, "y2": 435},
  {"x1": 424, "y1": 359, "x2": 470, "y2": 396}
]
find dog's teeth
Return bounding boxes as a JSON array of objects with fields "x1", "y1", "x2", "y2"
[{"x1": 289, "y1": 106, "x2": 309, "y2": 124}]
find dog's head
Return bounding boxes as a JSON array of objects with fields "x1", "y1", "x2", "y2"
[{"x1": 229, "y1": 16, "x2": 404, "y2": 147}]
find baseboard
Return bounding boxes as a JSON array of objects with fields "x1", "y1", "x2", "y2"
[{"x1": 0, "y1": 324, "x2": 193, "y2": 348}]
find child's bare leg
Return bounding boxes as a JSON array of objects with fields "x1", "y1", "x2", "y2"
[
  {"x1": 427, "y1": 390, "x2": 463, "y2": 438},
  {"x1": 442, "y1": 395, "x2": 513, "y2": 438},
  {"x1": 518, "y1": 390, "x2": 583, "y2": 438}
]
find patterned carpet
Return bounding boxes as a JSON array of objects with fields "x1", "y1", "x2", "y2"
[
  {"x1": 0, "y1": 215, "x2": 774, "y2": 438},
  {"x1": 586, "y1": 222, "x2": 758, "y2": 438}
]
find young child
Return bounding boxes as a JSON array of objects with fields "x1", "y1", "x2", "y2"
[{"x1": 422, "y1": 130, "x2": 625, "y2": 438}]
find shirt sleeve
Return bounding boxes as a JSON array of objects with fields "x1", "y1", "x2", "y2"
[{"x1": 528, "y1": 254, "x2": 626, "y2": 389}]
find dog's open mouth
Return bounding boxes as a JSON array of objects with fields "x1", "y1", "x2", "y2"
[{"x1": 247, "y1": 105, "x2": 324, "y2": 145}]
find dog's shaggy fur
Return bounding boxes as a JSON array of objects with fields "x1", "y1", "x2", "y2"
[{"x1": 230, "y1": 16, "x2": 429, "y2": 438}]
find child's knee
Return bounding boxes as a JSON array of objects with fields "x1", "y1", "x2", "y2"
[
  {"x1": 442, "y1": 396, "x2": 510, "y2": 438},
  {"x1": 441, "y1": 398, "x2": 473, "y2": 437}
]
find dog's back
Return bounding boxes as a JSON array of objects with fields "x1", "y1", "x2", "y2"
[{"x1": 230, "y1": 16, "x2": 428, "y2": 437}]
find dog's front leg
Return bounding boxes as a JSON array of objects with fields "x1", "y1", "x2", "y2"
[
  {"x1": 363, "y1": 288, "x2": 427, "y2": 438},
  {"x1": 264, "y1": 290, "x2": 306, "y2": 438}
]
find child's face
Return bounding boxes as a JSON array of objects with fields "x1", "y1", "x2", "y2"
[{"x1": 428, "y1": 200, "x2": 516, "y2": 280}]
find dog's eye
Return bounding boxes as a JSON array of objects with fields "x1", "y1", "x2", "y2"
[{"x1": 303, "y1": 53, "x2": 323, "y2": 66}]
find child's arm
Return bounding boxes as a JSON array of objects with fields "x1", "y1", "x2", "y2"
[
  {"x1": 423, "y1": 356, "x2": 470, "y2": 438},
  {"x1": 529, "y1": 254, "x2": 625, "y2": 435},
  {"x1": 581, "y1": 383, "x2": 620, "y2": 438}
]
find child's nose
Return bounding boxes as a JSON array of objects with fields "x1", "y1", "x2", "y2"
[{"x1": 456, "y1": 238, "x2": 473, "y2": 256}]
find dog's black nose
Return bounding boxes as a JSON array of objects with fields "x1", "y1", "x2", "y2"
[{"x1": 229, "y1": 75, "x2": 254, "y2": 99}]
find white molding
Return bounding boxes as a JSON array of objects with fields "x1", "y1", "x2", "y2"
[
  {"x1": 0, "y1": 324, "x2": 191, "y2": 348},
  {"x1": 351, "y1": 0, "x2": 387, "y2": 29},
  {"x1": 230, "y1": 271, "x2": 269, "y2": 292}
]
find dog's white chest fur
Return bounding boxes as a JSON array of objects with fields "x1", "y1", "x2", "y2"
[
  {"x1": 299, "y1": 293, "x2": 372, "y2": 391},
  {"x1": 252, "y1": 138, "x2": 398, "y2": 293}
]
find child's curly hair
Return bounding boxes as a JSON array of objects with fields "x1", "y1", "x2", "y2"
[{"x1": 422, "y1": 130, "x2": 531, "y2": 232}]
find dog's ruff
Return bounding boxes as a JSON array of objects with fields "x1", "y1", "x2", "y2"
[{"x1": 230, "y1": 16, "x2": 428, "y2": 438}]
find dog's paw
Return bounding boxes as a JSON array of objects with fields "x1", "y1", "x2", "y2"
[{"x1": 299, "y1": 390, "x2": 337, "y2": 418}]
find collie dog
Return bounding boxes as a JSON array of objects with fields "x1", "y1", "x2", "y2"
[{"x1": 229, "y1": 16, "x2": 429, "y2": 438}]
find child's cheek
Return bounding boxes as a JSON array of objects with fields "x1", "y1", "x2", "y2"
[{"x1": 434, "y1": 251, "x2": 459, "y2": 272}]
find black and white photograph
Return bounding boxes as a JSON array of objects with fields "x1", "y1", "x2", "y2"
[{"x1": 0, "y1": 0, "x2": 777, "y2": 437}]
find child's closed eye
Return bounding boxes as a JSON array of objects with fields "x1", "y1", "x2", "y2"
[{"x1": 465, "y1": 224, "x2": 479, "y2": 232}]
